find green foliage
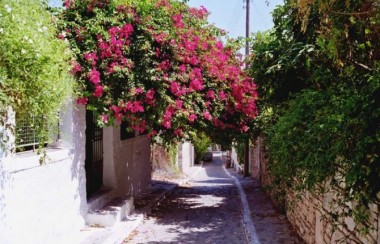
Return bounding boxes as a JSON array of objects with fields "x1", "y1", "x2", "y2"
[
  {"x1": 249, "y1": 0, "x2": 380, "y2": 229},
  {"x1": 234, "y1": 141, "x2": 246, "y2": 165},
  {"x1": 192, "y1": 133, "x2": 211, "y2": 163},
  {"x1": 167, "y1": 142, "x2": 178, "y2": 166},
  {"x1": 0, "y1": 0, "x2": 72, "y2": 152}
]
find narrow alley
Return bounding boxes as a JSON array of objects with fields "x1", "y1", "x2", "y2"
[{"x1": 125, "y1": 155, "x2": 302, "y2": 244}]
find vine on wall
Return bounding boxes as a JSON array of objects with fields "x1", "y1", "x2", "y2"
[{"x1": 249, "y1": 0, "x2": 380, "y2": 232}]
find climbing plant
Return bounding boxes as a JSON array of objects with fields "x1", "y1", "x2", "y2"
[
  {"x1": 249, "y1": 0, "x2": 380, "y2": 231},
  {"x1": 59, "y1": 0, "x2": 258, "y2": 145},
  {"x1": 0, "y1": 0, "x2": 73, "y2": 153}
]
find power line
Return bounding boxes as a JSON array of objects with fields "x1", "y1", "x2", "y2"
[{"x1": 227, "y1": 0, "x2": 245, "y2": 37}]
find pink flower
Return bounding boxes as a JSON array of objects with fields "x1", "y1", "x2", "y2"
[
  {"x1": 76, "y1": 97, "x2": 88, "y2": 105},
  {"x1": 158, "y1": 60, "x2": 171, "y2": 71},
  {"x1": 108, "y1": 26, "x2": 120, "y2": 36},
  {"x1": 216, "y1": 41, "x2": 224, "y2": 50},
  {"x1": 63, "y1": 0, "x2": 74, "y2": 9},
  {"x1": 131, "y1": 101, "x2": 144, "y2": 113},
  {"x1": 135, "y1": 87, "x2": 143, "y2": 94},
  {"x1": 188, "y1": 113, "x2": 197, "y2": 123},
  {"x1": 84, "y1": 52, "x2": 98, "y2": 66},
  {"x1": 219, "y1": 91, "x2": 228, "y2": 101},
  {"x1": 202, "y1": 111, "x2": 212, "y2": 120},
  {"x1": 148, "y1": 130, "x2": 158, "y2": 139},
  {"x1": 111, "y1": 105, "x2": 121, "y2": 114},
  {"x1": 172, "y1": 14, "x2": 184, "y2": 28},
  {"x1": 207, "y1": 90, "x2": 215, "y2": 99},
  {"x1": 101, "y1": 114, "x2": 109, "y2": 123},
  {"x1": 145, "y1": 89, "x2": 155, "y2": 105},
  {"x1": 162, "y1": 118, "x2": 171, "y2": 129},
  {"x1": 93, "y1": 85, "x2": 103, "y2": 97},
  {"x1": 176, "y1": 100, "x2": 183, "y2": 109},
  {"x1": 190, "y1": 79, "x2": 204, "y2": 91},
  {"x1": 120, "y1": 24, "x2": 134, "y2": 39},
  {"x1": 179, "y1": 64, "x2": 186, "y2": 73},
  {"x1": 170, "y1": 82, "x2": 185, "y2": 97},
  {"x1": 174, "y1": 128, "x2": 183, "y2": 137},
  {"x1": 241, "y1": 125, "x2": 249, "y2": 132},
  {"x1": 71, "y1": 62, "x2": 82, "y2": 74},
  {"x1": 58, "y1": 33, "x2": 66, "y2": 40},
  {"x1": 87, "y1": 68, "x2": 100, "y2": 84},
  {"x1": 114, "y1": 112, "x2": 123, "y2": 123}
]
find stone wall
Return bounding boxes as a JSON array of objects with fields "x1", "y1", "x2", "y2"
[
  {"x1": 151, "y1": 142, "x2": 194, "y2": 173},
  {"x1": 250, "y1": 137, "x2": 380, "y2": 244}
]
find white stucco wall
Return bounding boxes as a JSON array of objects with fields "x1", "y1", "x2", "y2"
[
  {"x1": 179, "y1": 142, "x2": 194, "y2": 172},
  {"x1": 0, "y1": 102, "x2": 87, "y2": 244},
  {"x1": 103, "y1": 126, "x2": 151, "y2": 198}
]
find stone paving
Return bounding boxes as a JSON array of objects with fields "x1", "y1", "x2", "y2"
[
  {"x1": 125, "y1": 156, "x2": 303, "y2": 244},
  {"x1": 228, "y1": 169, "x2": 303, "y2": 243}
]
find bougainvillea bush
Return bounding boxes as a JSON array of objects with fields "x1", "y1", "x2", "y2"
[{"x1": 60, "y1": 0, "x2": 258, "y2": 144}]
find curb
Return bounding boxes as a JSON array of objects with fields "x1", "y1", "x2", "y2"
[{"x1": 223, "y1": 165, "x2": 259, "y2": 244}]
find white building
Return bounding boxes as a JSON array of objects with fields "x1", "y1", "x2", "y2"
[{"x1": 0, "y1": 101, "x2": 152, "y2": 243}]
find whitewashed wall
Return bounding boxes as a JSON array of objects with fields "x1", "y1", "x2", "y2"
[
  {"x1": 178, "y1": 142, "x2": 194, "y2": 172},
  {"x1": 103, "y1": 126, "x2": 151, "y2": 198},
  {"x1": 0, "y1": 102, "x2": 87, "y2": 244}
]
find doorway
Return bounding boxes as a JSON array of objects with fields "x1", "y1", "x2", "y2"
[{"x1": 85, "y1": 110, "x2": 103, "y2": 198}]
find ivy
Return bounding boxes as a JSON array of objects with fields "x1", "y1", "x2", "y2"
[{"x1": 249, "y1": 0, "x2": 380, "y2": 231}]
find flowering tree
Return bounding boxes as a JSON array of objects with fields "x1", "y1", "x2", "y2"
[{"x1": 60, "y1": 0, "x2": 258, "y2": 143}]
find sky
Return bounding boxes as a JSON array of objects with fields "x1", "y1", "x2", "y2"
[
  {"x1": 49, "y1": 0, "x2": 284, "y2": 38},
  {"x1": 187, "y1": 0, "x2": 283, "y2": 38}
]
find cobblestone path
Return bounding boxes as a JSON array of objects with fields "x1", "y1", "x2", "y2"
[
  {"x1": 125, "y1": 156, "x2": 302, "y2": 244},
  {"x1": 126, "y1": 157, "x2": 246, "y2": 243}
]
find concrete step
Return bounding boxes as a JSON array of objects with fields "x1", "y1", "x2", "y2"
[{"x1": 86, "y1": 197, "x2": 134, "y2": 227}]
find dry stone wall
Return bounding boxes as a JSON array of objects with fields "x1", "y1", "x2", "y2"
[{"x1": 250, "y1": 137, "x2": 380, "y2": 244}]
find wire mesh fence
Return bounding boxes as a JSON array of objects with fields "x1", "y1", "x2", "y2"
[{"x1": 15, "y1": 116, "x2": 59, "y2": 152}]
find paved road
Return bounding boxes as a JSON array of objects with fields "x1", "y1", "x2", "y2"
[
  {"x1": 125, "y1": 156, "x2": 301, "y2": 244},
  {"x1": 126, "y1": 157, "x2": 246, "y2": 243}
]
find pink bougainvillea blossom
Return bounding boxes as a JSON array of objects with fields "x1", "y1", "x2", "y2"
[
  {"x1": 202, "y1": 111, "x2": 212, "y2": 120},
  {"x1": 188, "y1": 113, "x2": 197, "y2": 123},
  {"x1": 76, "y1": 97, "x2": 88, "y2": 105},
  {"x1": 101, "y1": 114, "x2": 109, "y2": 123},
  {"x1": 175, "y1": 100, "x2": 183, "y2": 109},
  {"x1": 71, "y1": 62, "x2": 82, "y2": 74},
  {"x1": 172, "y1": 14, "x2": 184, "y2": 28},
  {"x1": 63, "y1": 0, "x2": 74, "y2": 9},
  {"x1": 84, "y1": 52, "x2": 98, "y2": 66},
  {"x1": 190, "y1": 79, "x2": 204, "y2": 91},
  {"x1": 93, "y1": 85, "x2": 103, "y2": 97},
  {"x1": 145, "y1": 89, "x2": 156, "y2": 105},
  {"x1": 218, "y1": 91, "x2": 228, "y2": 101},
  {"x1": 63, "y1": 0, "x2": 258, "y2": 142},
  {"x1": 87, "y1": 68, "x2": 101, "y2": 84},
  {"x1": 207, "y1": 90, "x2": 215, "y2": 100},
  {"x1": 174, "y1": 128, "x2": 183, "y2": 137}
]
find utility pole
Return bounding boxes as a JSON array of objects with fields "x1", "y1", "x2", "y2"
[{"x1": 244, "y1": 0, "x2": 250, "y2": 177}]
